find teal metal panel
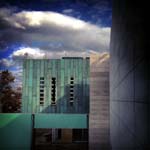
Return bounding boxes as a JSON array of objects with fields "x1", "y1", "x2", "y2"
[
  {"x1": 22, "y1": 60, "x2": 29, "y2": 113},
  {"x1": 79, "y1": 59, "x2": 83, "y2": 112},
  {"x1": 22, "y1": 60, "x2": 26, "y2": 112},
  {"x1": 69, "y1": 58, "x2": 74, "y2": 113},
  {"x1": 39, "y1": 60, "x2": 44, "y2": 112},
  {"x1": 0, "y1": 114, "x2": 32, "y2": 150},
  {"x1": 47, "y1": 59, "x2": 51, "y2": 111},
  {"x1": 45, "y1": 60, "x2": 49, "y2": 112},
  {"x1": 86, "y1": 58, "x2": 90, "y2": 112},
  {"x1": 51, "y1": 60, "x2": 56, "y2": 113},
  {"x1": 25, "y1": 60, "x2": 29, "y2": 113},
  {"x1": 22, "y1": 58, "x2": 90, "y2": 114},
  {"x1": 60, "y1": 59, "x2": 65, "y2": 112},
  {"x1": 66, "y1": 59, "x2": 70, "y2": 112},
  {"x1": 35, "y1": 114, "x2": 88, "y2": 128},
  {"x1": 63, "y1": 59, "x2": 68, "y2": 113},
  {"x1": 28, "y1": 60, "x2": 33, "y2": 113},
  {"x1": 36, "y1": 60, "x2": 40, "y2": 113},
  {"x1": 57, "y1": 60, "x2": 61, "y2": 113},
  {"x1": 77, "y1": 59, "x2": 81, "y2": 112},
  {"x1": 32, "y1": 60, "x2": 37, "y2": 113},
  {"x1": 83, "y1": 59, "x2": 86, "y2": 112},
  {"x1": 43, "y1": 59, "x2": 48, "y2": 112},
  {"x1": 48, "y1": 60, "x2": 53, "y2": 110},
  {"x1": 54, "y1": 59, "x2": 57, "y2": 112},
  {"x1": 74, "y1": 59, "x2": 78, "y2": 113}
]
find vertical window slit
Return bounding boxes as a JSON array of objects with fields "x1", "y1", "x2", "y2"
[
  {"x1": 70, "y1": 77, "x2": 74, "y2": 106},
  {"x1": 39, "y1": 77, "x2": 44, "y2": 105},
  {"x1": 51, "y1": 77, "x2": 56, "y2": 105}
]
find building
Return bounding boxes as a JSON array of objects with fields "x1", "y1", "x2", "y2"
[
  {"x1": 0, "y1": 55, "x2": 110, "y2": 150},
  {"x1": 22, "y1": 57, "x2": 90, "y2": 113},
  {"x1": 110, "y1": 0, "x2": 150, "y2": 149},
  {"x1": 89, "y1": 53, "x2": 110, "y2": 150},
  {"x1": 1, "y1": 1, "x2": 150, "y2": 149},
  {"x1": 22, "y1": 57, "x2": 90, "y2": 149}
]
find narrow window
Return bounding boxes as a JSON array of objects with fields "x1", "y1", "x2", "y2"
[
  {"x1": 40, "y1": 85, "x2": 44, "y2": 88},
  {"x1": 51, "y1": 77, "x2": 56, "y2": 105},
  {"x1": 40, "y1": 101, "x2": 44, "y2": 105},
  {"x1": 40, "y1": 81, "x2": 44, "y2": 84},
  {"x1": 70, "y1": 77, "x2": 74, "y2": 80},
  {"x1": 70, "y1": 77, "x2": 74, "y2": 106},
  {"x1": 70, "y1": 93, "x2": 74, "y2": 97},
  {"x1": 58, "y1": 129, "x2": 62, "y2": 140},
  {"x1": 40, "y1": 97, "x2": 44, "y2": 101},
  {"x1": 70, "y1": 81, "x2": 74, "y2": 84},
  {"x1": 70, "y1": 85, "x2": 74, "y2": 88},
  {"x1": 40, "y1": 94, "x2": 44, "y2": 97},
  {"x1": 40, "y1": 77, "x2": 44, "y2": 80},
  {"x1": 40, "y1": 89, "x2": 44, "y2": 92},
  {"x1": 70, "y1": 89, "x2": 74, "y2": 93},
  {"x1": 39, "y1": 77, "x2": 44, "y2": 105}
]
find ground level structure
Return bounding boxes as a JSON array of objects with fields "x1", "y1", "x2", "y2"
[{"x1": 0, "y1": 54, "x2": 110, "y2": 150}]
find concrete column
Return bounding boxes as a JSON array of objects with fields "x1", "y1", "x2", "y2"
[{"x1": 89, "y1": 53, "x2": 110, "y2": 150}]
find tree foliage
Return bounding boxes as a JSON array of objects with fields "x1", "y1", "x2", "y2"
[{"x1": 0, "y1": 70, "x2": 21, "y2": 112}]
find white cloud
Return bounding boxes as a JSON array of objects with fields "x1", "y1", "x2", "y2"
[
  {"x1": 0, "y1": 9, "x2": 110, "y2": 52},
  {"x1": 0, "y1": 47, "x2": 45, "y2": 70},
  {"x1": 4, "y1": 11, "x2": 86, "y2": 30},
  {"x1": 0, "y1": 58, "x2": 14, "y2": 67},
  {"x1": 0, "y1": 46, "x2": 94, "y2": 70},
  {"x1": 11, "y1": 47, "x2": 45, "y2": 59},
  {"x1": 11, "y1": 68, "x2": 23, "y2": 87},
  {"x1": 10, "y1": 47, "x2": 92, "y2": 60},
  {"x1": 1, "y1": 47, "x2": 100, "y2": 88},
  {"x1": 0, "y1": 8, "x2": 111, "y2": 88}
]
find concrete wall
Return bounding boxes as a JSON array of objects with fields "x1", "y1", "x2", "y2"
[
  {"x1": 110, "y1": 0, "x2": 150, "y2": 149},
  {"x1": 89, "y1": 53, "x2": 110, "y2": 150}
]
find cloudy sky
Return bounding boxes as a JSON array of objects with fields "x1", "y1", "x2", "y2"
[{"x1": 0, "y1": 0, "x2": 112, "y2": 87}]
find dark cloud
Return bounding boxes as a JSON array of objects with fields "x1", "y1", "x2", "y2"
[
  {"x1": 0, "y1": 1, "x2": 111, "y2": 87},
  {"x1": 0, "y1": 9, "x2": 110, "y2": 52}
]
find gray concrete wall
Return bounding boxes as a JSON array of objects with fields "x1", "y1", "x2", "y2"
[
  {"x1": 110, "y1": 0, "x2": 150, "y2": 149},
  {"x1": 89, "y1": 53, "x2": 110, "y2": 150}
]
